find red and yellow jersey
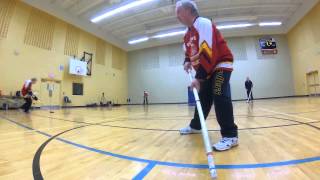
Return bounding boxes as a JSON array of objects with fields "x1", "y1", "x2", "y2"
[
  {"x1": 183, "y1": 17, "x2": 233, "y2": 79},
  {"x1": 21, "y1": 80, "x2": 32, "y2": 96}
]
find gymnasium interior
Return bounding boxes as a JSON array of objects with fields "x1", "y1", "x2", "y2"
[{"x1": 0, "y1": 0, "x2": 320, "y2": 179}]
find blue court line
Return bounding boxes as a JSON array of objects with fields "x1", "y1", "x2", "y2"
[
  {"x1": 1, "y1": 115, "x2": 320, "y2": 172},
  {"x1": 55, "y1": 133, "x2": 320, "y2": 170},
  {"x1": 132, "y1": 163, "x2": 157, "y2": 180}
]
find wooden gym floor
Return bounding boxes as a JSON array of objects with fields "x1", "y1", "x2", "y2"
[{"x1": 0, "y1": 97, "x2": 320, "y2": 180}]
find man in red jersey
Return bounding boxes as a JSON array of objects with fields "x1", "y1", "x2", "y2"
[
  {"x1": 21, "y1": 78, "x2": 37, "y2": 113},
  {"x1": 176, "y1": 0, "x2": 238, "y2": 151}
]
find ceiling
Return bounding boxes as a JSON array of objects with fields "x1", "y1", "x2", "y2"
[{"x1": 22, "y1": 0, "x2": 319, "y2": 51}]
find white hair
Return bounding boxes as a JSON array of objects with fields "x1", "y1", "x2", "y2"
[{"x1": 176, "y1": 0, "x2": 199, "y2": 16}]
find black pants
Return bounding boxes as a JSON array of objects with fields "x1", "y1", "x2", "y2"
[
  {"x1": 246, "y1": 89, "x2": 253, "y2": 101},
  {"x1": 22, "y1": 97, "x2": 32, "y2": 112},
  {"x1": 190, "y1": 70, "x2": 238, "y2": 138},
  {"x1": 143, "y1": 97, "x2": 148, "y2": 105}
]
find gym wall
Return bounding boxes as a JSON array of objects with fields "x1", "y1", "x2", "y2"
[
  {"x1": 128, "y1": 35, "x2": 295, "y2": 104},
  {"x1": 0, "y1": 0, "x2": 128, "y2": 106},
  {"x1": 287, "y1": 2, "x2": 320, "y2": 95}
]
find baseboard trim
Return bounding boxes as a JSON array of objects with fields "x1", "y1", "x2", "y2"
[
  {"x1": 232, "y1": 95, "x2": 309, "y2": 102},
  {"x1": 126, "y1": 95, "x2": 310, "y2": 105},
  {"x1": 0, "y1": 95, "x2": 312, "y2": 110},
  {"x1": 127, "y1": 102, "x2": 188, "y2": 106}
]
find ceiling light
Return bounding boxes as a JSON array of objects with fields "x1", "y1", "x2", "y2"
[
  {"x1": 128, "y1": 37, "x2": 149, "y2": 44},
  {"x1": 127, "y1": 20, "x2": 283, "y2": 44},
  {"x1": 217, "y1": 23, "x2": 254, "y2": 30},
  {"x1": 152, "y1": 30, "x2": 186, "y2": 39},
  {"x1": 259, "y1": 22, "x2": 282, "y2": 26},
  {"x1": 91, "y1": 0, "x2": 156, "y2": 23}
]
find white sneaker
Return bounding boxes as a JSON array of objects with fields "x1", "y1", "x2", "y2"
[
  {"x1": 213, "y1": 137, "x2": 238, "y2": 151},
  {"x1": 179, "y1": 126, "x2": 201, "y2": 135}
]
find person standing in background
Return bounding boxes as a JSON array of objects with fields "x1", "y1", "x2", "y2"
[
  {"x1": 143, "y1": 90, "x2": 149, "y2": 105},
  {"x1": 100, "y1": 92, "x2": 107, "y2": 106},
  {"x1": 245, "y1": 77, "x2": 253, "y2": 102}
]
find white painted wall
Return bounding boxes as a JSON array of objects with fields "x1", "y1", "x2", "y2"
[{"x1": 128, "y1": 35, "x2": 294, "y2": 104}]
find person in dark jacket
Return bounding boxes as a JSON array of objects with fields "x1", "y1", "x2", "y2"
[{"x1": 245, "y1": 77, "x2": 253, "y2": 102}]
